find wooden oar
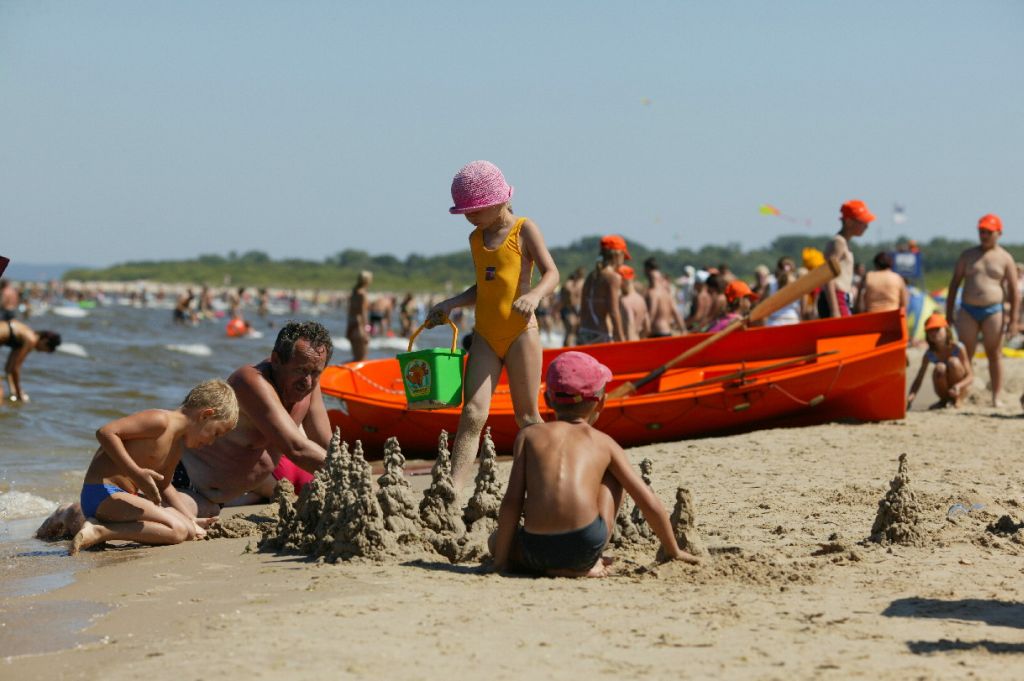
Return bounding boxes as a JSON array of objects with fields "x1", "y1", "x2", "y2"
[
  {"x1": 659, "y1": 350, "x2": 837, "y2": 394},
  {"x1": 607, "y1": 256, "x2": 841, "y2": 400}
]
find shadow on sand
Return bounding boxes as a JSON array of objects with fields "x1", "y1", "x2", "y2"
[
  {"x1": 885, "y1": 597, "x2": 1024, "y2": 655},
  {"x1": 883, "y1": 597, "x2": 1024, "y2": 629}
]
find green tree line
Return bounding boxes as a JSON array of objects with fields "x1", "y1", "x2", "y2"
[{"x1": 65, "y1": 234, "x2": 1024, "y2": 293}]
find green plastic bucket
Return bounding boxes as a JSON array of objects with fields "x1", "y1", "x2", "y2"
[{"x1": 397, "y1": 319, "x2": 465, "y2": 411}]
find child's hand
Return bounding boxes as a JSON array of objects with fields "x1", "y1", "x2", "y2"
[
  {"x1": 425, "y1": 304, "x2": 451, "y2": 329},
  {"x1": 672, "y1": 551, "x2": 703, "y2": 566},
  {"x1": 511, "y1": 293, "x2": 539, "y2": 318},
  {"x1": 662, "y1": 544, "x2": 702, "y2": 565},
  {"x1": 133, "y1": 469, "x2": 165, "y2": 504}
]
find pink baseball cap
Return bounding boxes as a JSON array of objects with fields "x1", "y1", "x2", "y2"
[
  {"x1": 449, "y1": 161, "x2": 514, "y2": 214},
  {"x1": 545, "y1": 351, "x2": 612, "y2": 404}
]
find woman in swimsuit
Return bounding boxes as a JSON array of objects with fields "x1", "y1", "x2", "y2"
[
  {"x1": 427, "y1": 161, "x2": 559, "y2": 488},
  {"x1": 1, "y1": 319, "x2": 61, "y2": 403},
  {"x1": 907, "y1": 313, "x2": 972, "y2": 410}
]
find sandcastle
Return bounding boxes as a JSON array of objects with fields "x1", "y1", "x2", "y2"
[
  {"x1": 463, "y1": 427, "x2": 503, "y2": 533},
  {"x1": 263, "y1": 427, "x2": 504, "y2": 564},
  {"x1": 869, "y1": 453, "x2": 925, "y2": 546},
  {"x1": 261, "y1": 426, "x2": 691, "y2": 569},
  {"x1": 664, "y1": 486, "x2": 706, "y2": 558},
  {"x1": 629, "y1": 458, "x2": 656, "y2": 540}
]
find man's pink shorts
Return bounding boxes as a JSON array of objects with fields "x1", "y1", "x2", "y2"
[{"x1": 273, "y1": 455, "x2": 314, "y2": 491}]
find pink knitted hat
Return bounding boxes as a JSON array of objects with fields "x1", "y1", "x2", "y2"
[{"x1": 449, "y1": 161, "x2": 514, "y2": 214}]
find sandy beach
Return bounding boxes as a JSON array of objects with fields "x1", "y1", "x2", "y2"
[{"x1": 3, "y1": 350, "x2": 1024, "y2": 680}]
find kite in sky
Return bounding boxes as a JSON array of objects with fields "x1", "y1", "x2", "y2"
[{"x1": 759, "y1": 204, "x2": 812, "y2": 227}]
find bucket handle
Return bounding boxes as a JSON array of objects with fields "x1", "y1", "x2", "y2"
[{"x1": 408, "y1": 318, "x2": 460, "y2": 354}]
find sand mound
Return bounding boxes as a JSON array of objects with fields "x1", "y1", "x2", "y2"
[
  {"x1": 870, "y1": 453, "x2": 926, "y2": 546},
  {"x1": 260, "y1": 427, "x2": 706, "y2": 571},
  {"x1": 261, "y1": 428, "x2": 508, "y2": 565}
]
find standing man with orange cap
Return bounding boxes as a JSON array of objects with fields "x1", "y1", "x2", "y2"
[
  {"x1": 618, "y1": 265, "x2": 650, "y2": 340},
  {"x1": 819, "y1": 200, "x2": 875, "y2": 318},
  {"x1": 946, "y1": 214, "x2": 1019, "y2": 407},
  {"x1": 577, "y1": 235, "x2": 629, "y2": 345}
]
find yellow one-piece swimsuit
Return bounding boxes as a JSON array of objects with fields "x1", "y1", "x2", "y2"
[{"x1": 470, "y1": 217, "x2": 536, "y2": 359}]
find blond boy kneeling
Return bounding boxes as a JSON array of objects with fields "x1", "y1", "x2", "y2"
[{"x1": 72, "y1": 380, "x2": 238, "y2": 554}]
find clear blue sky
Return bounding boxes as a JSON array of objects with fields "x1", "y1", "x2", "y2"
[{"x1": 2, "y1": 1, "x2": 1022, "y2": 267}]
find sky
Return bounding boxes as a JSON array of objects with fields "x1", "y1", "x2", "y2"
[{"x1": 2, "y1": 1, "x2": 1022, "y2": 268}]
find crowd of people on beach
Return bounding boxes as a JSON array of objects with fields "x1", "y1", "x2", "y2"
[{"x1": 17, "y1": 159, "x2": 1019, "y2": 577}]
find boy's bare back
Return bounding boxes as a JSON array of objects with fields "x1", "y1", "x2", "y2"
[{"x1": 516, "y1": 420, "x2": 619, "y2": 534}]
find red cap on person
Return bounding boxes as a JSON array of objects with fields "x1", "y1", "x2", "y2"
[
  {"x1": 600, "y1": 235, "x2": 632, "y2": 260},
  {"x1": 840, "y1": 200, "x2": 876, "y2": 223},
  {"x1": 725, "y1": 280, "x2": 759, "y2": 303},
  {"x1": 618, "y1": 265, "x2": 635, "y2": 280},
  {"x1": 545, "y1": 351, "x2": 613, "y2": 405},
  {"x1": 924, "y1": 313, "x2": 948, "y2": 331},
  {"x1": 978, "y1": 214, "x2": 1003, "y2": 233}
]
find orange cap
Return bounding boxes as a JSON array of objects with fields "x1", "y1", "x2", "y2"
[
  {"x1": 600, "y1": 234, "x2": 632, "y2": 260},
  {"x1": 725, "y1": 280, "x2": 758, "y2": 303},
  {"x1": 618, "y1": 265, "x2": 635, "y2": 280},
  {"x1": 840, "y1": 199, "x2": 876, "y2": 223},
  {"x1": 978, "y1": 213, "x2": 1003, "y2": 233},
  {"x1": 924, "y1": 313, "x2": 948, "y2": 331}
]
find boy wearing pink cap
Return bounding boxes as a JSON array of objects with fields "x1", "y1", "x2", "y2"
[
  {"x1": 489, "y1": 351, "x2": 701, "y2": 577},
  {"x1": 946, "y1": 213, "x2": 1018, "y2": 407},
  {"x1": 428, "y1": 161, "x2": 560, "y2": 488}
]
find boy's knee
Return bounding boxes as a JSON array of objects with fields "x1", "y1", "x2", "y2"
[{"x1": 934, "y1": 363, "x2": 947, "y2": 375}]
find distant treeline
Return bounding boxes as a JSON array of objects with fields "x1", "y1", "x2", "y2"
[{"x1": 64, "y1": 234, "x2": 1024, "y2": 293}]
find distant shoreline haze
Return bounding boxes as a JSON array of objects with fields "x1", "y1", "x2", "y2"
[{"x1": 15, "y1": 233, "x2": 1019, "y2": 293}]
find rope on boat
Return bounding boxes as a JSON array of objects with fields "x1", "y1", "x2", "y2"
[
  {"x1": 769, "y1": 362, "x2": 844, "y2": 406},
  {"x1": 346, "y1": 366, "x2": 406, "y2": 396}
]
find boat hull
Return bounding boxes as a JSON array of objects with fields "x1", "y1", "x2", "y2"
[{"x1": 321, "y1": 310, "x2": 907, "y2": 456}]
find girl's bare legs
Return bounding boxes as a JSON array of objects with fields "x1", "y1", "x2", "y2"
[
  {"x1": 504, "y1": 327, "x2": 543, "y2": 429},
  {"x1": 450, "y1": 338, "x2": 503, "y2": 489},
  {"x1": 946, "y1": 356, "x2": 969, "y2": 407},
  {"x1": 70, "y1": 494, "x2": 193, "y2": 555},
  {"x1": 930, "y1": 363, "x2": 951, "y2": 409}
]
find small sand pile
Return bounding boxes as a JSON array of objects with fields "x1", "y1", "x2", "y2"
[
  {"x1": 262, "y1": 429, "x2": 396, "y2": 562},
  {"x1": 463, "y1": 427, "x2": 503, "y2": 533},
  {"x1": 870, "y1": 453, "x2": 925, "y2": 546},
  {"x1": 658, "y1": 487, "x2": 706, "y2": 560},
  {"x1": 419, "y1": 430, "x2": 465, "y2": 535},
  {"x1": 376, "y1": 437, "x2": 420, "y2": 535},
  {"x1": 629, "y1": 459, "x2": 656, "y2": 540}
]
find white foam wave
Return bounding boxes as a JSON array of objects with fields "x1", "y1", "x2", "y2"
[
  {"x1": 0, "y1": 490, "x2": 58, "y2": 521},
  {"x1": 51, "y1": 307, "x2": 88, "y2": 319},
  {"x1": 165, "y1": 343, "x2": 213, "y2": 357},
  {"x1": 56, "y1": 342, "x2": 89, "y2": 358}
]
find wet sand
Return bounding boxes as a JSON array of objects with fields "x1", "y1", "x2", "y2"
[{"x1": 3, "y1": 353, "x2": 1024, "y2": 679}]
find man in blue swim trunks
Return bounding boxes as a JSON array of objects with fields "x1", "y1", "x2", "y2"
[
  {"x1": 946, "y1": 214, "x2": 1019, "y2": 407},
  {"x1": 489, "y1": 351, "x2": 701, "y2": 577}
]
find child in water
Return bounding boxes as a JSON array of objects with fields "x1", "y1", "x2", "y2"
[
  {"x1": 489, "y1": 351, "x2": 702, "y2": 577},
  {"x1": 71, "y1": 379, "x2": 239, "y2": 554},
  {"x1": 907, "y1": 313, "x2": 973, "y2": 410},
  {"x1": 427, "y1": 161, "x2": 559, "y2": 488}
]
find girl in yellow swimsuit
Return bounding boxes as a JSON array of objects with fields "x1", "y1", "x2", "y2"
[{"x1": 428, "y1": 161, "x2": 560, "y2": 488}]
